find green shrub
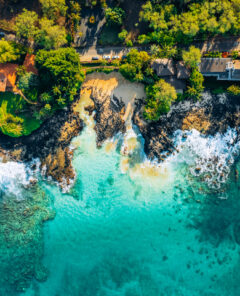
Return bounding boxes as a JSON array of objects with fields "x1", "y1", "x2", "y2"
[
  {"x1": 105, "y1": 7, "x2": 125, "y2": 26},
  {"x1": 186, "y1": 68, "x2": 204, "y2": 100},
  {"x1": 126, "y1": 40, "x2": 133, "y2": 47},
  {"x1": 144, "y1": 79, "x2": 177, "y2": 121},
  {"x1": 0, "y1": 40, "x2": 21, "y2": 64},
  {"x1": 212, "y1": 87, "x2": 225, "y2": 95},
  {"x1": 35, "y1": 47, "x2": 85, "y2": 108},
  {"x1": 227, "y1": 85, "x2": 240, "y2": 96},
  {"x1": 231, "y1": 51, "x2": 239, "y2": 59}
]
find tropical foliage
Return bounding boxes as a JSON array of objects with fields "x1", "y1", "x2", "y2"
[
  {"x1": 144, "y1": 79, "x2": 177, "y2": 121},
  {"x1": 35, "y1": 47, "x2": 85, "y2": 110}
]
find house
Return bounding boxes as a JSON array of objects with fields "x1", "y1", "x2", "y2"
[
  {"x1": 0, "y1": 54, "x2": 38, "y2": 94},
  {"x1": 176, "y1": 61, "x2": 190, "y2": 79},
  {"x1": 164, "y1": 76, "x2": 186, "y2": 94},
  {"x1": 200, "y1": 58, "x2": 240, "y2": 81},
  {"x1": 151, "y1": 59, "x2": 187, "y2": 93},
  {"x1": 151, "y1": 59, "x2": 176, "y2": 77}
]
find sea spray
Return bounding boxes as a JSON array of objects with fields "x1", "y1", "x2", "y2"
[
  {"x1": 168, "y1": 128, "x2": 240, "y2": 190},
  {"x1": 0, "y1": 159, "x2": 40, "y2": 199}
]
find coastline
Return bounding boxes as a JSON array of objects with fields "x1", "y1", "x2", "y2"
[{"x1": 0, "y1": 72, "x2": 240, "y2": 187}]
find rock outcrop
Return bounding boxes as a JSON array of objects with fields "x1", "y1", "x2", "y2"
[
  {"x1": 0, "y1": 105, "x2": 83, "y2": 185},
  {"x1": 81, "y1": 72, "x2": 146, "y2": 146},
  {"x1": 133, "y1": 92, "x2": 240, "y2": 161}
]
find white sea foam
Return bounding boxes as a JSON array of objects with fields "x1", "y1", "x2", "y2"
[
  {"x1": 167, "y1": 128, "x2": 240, "y2": 189},
  {"x1": 118, "y1": 118, "x2": 240, "y2": 190},
  {"x1": 0, "y1": 159, "x2": 40, "y2": 198}
]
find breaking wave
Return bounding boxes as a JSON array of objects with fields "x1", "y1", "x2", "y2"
[
  {"x1": 169, "y1": 128, "x2": 240, "y2": 190},
  {"x1": 0, "y1": 159, "x2": 40, "y2": 198}
]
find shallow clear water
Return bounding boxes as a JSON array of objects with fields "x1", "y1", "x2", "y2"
[{"x1": 1, "y1": 121, "x2": 240, "y2": 296}]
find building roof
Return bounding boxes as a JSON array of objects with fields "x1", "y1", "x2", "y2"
[
  {"x1": 164, "y1": 76, "x2": 186, "y2": 93},
  {"x1": 200, "y1": 58, "x2": 232, "y2": 73},
  {"x1": 0, "y1": 63, "x2": 18, "y2": 92},
  {"x1": 176, "y1": 61, "x2": 190, "y2": 79},
  {"x1": 23, "y1": 53, "x2": 38, "y2": 75},
  {"x1": 151, "y1": 59, "x2": 176, "y2": 76}
]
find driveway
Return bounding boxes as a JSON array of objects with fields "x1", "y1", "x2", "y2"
[{"x1": 74, "y1": 7, "x2": 106, "y2": 48}]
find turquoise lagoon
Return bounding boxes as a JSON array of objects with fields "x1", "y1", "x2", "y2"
[{"x1": 1, "y1": 117, "x2": 240, "y2": 295}]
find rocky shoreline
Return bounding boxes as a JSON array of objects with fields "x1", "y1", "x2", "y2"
[
  {"x1": 0, "y1": 72, "x2": 240, "y2": 187},
  {"x1": 0, "y1": 104, "x2": 83, "y2": 186},
  {"x1": 83, "y1": 73, "x2": 240, "y2": 164},
  {"x1": 133, "y1": 92, "x2": 240, "y2": 162}
]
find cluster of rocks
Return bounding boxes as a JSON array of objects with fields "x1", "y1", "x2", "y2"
[
  {"x1": 0, "y1": 106, "x2": 83, "y2": 187},
  {"x1": 133, "y1": 92, "x2": 240, "y2": 162},
  {"x1": 90, "y1": 86, "x2": 126, "y2": 146}
]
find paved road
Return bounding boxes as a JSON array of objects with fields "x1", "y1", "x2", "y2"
[
  {"x1": 193, "y1": 36, "x2": 240, "y2": 53},
  {"x1": 78, "y1": 36, "x2": 240, "y2": 62},
  {"x1": 77, "y1": 46, "x2": 150, "y2": 62}
]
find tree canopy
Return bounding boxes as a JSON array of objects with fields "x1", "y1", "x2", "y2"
[
  {"x1": 35, "y1": 18, "x2": 67, "y2": 49},
  {"x1": 139, "y1": 0, "x2": 240, "y2": 45},
  {"x1": 119, "y1": 49, "x2": 152, "y2": 82},
  {"x1": 15, "y1": 9, "x2": 38, "y2": 41},
  {"x1": 0, "y1": 40, "x2": 20, "y2": 63},
  {"x1": 144, "y1": 79, "x2": 177, "y2": 121},
  {"x1": 182, "y1": 46, "x2": 201, "y2": 68},
  {"x1": 186, "y1": 67, "x2": 204, "y2": 100},
  {"x1": 105, "y1": 7, "x2": 125, "y2": 26},
  {"x1": 35, "y1": 47, "x2": 85, "y2": 108},
  {"x1": 40, "y1": 0, "x2": 67, "y2": 20}
]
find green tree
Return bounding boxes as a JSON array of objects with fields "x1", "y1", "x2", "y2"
[
  {"x1": 118, "y1": 29, "x2": 128, "y2": 42},
  {"x1": 18, "y1": 72, "x2": 39, "y2": 91},
  {"x1": 144, "y1": 79, "x2": 177, "y2": 121},
  {"x1": 15, "y1": 9, "x2": 38, "y2": 41},
  {"x1": 105, "y1": 7, "x2": 125, "y2": 26},
  {"x1": 0, "y1": 40, "x2": 20, "y2": 63},
  {"x1": 186, "y1": 67, "x2": 204, "y2": 100},
  {"x1": 182, "y1": 46, "x2": 201, "y2": 68},
  {"x1": 35, "y1": 18, "x2": 67, "y2": 49},
  {"x1": 35, "y1": 48, "x2": 85, "y2": 107},
  {"x1": 40, "y1": 0, "x2": 67, "y2": 20},
  {"x1": 119, "y1": 49, "x2": 151, "y2": 82}
]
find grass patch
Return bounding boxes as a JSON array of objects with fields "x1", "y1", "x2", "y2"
[
  {"x1": 99, "y1": 24, "x2": 121, "y2": 46},
  {"x1": 0, "y1": 92, "x2": 41, "y2": 137}
]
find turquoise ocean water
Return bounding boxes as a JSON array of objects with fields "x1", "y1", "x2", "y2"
[{"x1": 1, "y1": 115, "x2": 240, "y2": 295}]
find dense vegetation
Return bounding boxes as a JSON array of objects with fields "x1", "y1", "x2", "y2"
[
  {"x1": 35, "y1": 47, "x2": 85, "y2": 116},
  {"x1": 1, "y1": 0, "x2": 240, "y2": 136},
  {"x1": 139, "y1": 0, "x2": 240, "y2": 46},
  {"x1": 144, "y1": 79, "x2": 177, "y2": 121},
  {"x1": 119, "y1": 49, "x2": 153, "y2": 82},
  {"x1": 0, "y1": 92, "x2": 41, "y2": 137}
]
